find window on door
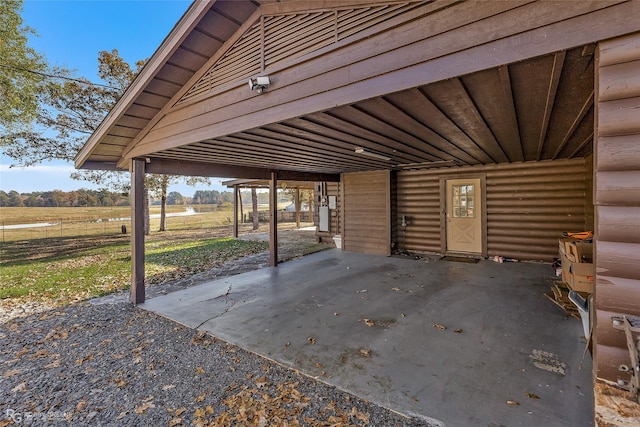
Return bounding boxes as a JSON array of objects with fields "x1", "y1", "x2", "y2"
[{"x1": 452, "y1": 184, "x2": 475, "y2": 218}]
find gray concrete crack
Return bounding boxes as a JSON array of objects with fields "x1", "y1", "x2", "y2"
[{"x1": 195, "y1": 283, "x2": 240, "y2": 329}]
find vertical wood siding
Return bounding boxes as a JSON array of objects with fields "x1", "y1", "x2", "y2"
[
  {"x1": 594, "y1": 32, "x2": 640, "y2": 385},
  {"x1": 396, "y1": 159, "x2": 591, "y2": 261},
  {"x1": 343, "y1": 171, "x2": 390, "y2": 255}
]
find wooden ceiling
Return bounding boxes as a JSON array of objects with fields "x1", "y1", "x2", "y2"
[
  {"x1": 76, "y1": 0, "x2": 601, "y2": 177},
  {"x1": 152, "y1": 44, "x2": 595, "y2": 174}
]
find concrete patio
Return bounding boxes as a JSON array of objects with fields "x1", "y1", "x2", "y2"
[{"x1": 140, "y1": 250, "x2": 593, "y2": 426}]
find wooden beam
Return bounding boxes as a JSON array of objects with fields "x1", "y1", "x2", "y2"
[
  {"x1": 130, "y1": 158, "x2": 146, "y2": 304},
  {"x1": 553, "y1": 91, "x2": 594, "y2": 159},
  {"x1": 537, "y1": 51, "x2": 566, "y2": 160},
  {"x1": 269, "y1": 171, "x2": 278, "y2": 267},
  {"x1": 233, "y1": 185, "x2": 239, "y2": 238},
  {"x1": 144, "y1": 157, "x2": 340, "y2": 181},
  {"x1": 498, "y1": 65, "x2": 524, "y2": 162},
  {"x1": 295, "y1": 187, "x2": 301, "y2": 228}
]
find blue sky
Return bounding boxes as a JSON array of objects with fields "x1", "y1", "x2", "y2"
[{"x1": 0, "y1": 0, "x2": 229, "y2": 196}]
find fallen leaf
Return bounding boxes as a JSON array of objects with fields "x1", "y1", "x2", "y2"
[
  {"x1": 400, "y1": 313, "x2": 406, "y2": 317},
  {"x1": 168, "y1": 417, "x2": 183, "y2": 427},
  {"x1": 525, "y1": 392, "x2": 540, "y2": 399},
  {"x1": 11, "y1": 382, "x2": 26, "y2": 393},
  {"x1": 44, "y1": 359, "x2": 61, "y2": 369},
  {"x1": 454, "y1": 328, "x2": 463, "y2": 333},
  {"x1": 307, "y1": 337, "x2": 316, "y2": 344},
  {"x1": 174, "y1": 408, "x2": 187, "y2": 416},
  {"x1": 362, "y1": 319, "x2": 375, "y2": 327},
  {"x1": 507, "y1": 400, "x2": 520, "y2": 405},
  {"x1": 194, "y1": 408, "x2": 206, "y2": 418},
  {"x1": 195, "y1": 393, "x2": 206, "y2": 402},
  {"x1": 356, "y1": 289, "x2": 368, "y2": 293},
  {"x1": 115, "y1": 378, "x2": 127, "y2": 388},
  {"x1": 392, "y1": 287, "x2": 402, "y2": 291},
  {"x1": 433, "y1": 323, "x2": 446, "y2": 331},
  {"x1": 134, "y1": 401, "x2": 155, "y2": 414},
  {"x1": 360, "y1": 348, "x2": 372, "y2": 357},
  {"x1": 162, "y1": 384, "x2": 176, "y2": 391},
  {"x1": 195, "y1": 366, "x2": 205, "y2": 375},
  {"x1": 284, "y1": 342, "x2": 291, "y2": 347},
  {"x1": 3, "y1": 369, "x2": 22, "y2": 378},
  {"x1": 350, "y1": 406, "x2": 371, "y2": 423},
  {"x1": 116, "y1": 411, "x2": 128, "y2": 420},
  {"x1": 76, "y1": 399, "x2": 87, "y2": 411}
]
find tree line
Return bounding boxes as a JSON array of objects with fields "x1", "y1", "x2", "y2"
[
  {"x1": 0, "y1": 189, "x2": 129, "y2": 207},
  {"x1": 0, "y1": 189, "x2": 278, "y2": 208}
]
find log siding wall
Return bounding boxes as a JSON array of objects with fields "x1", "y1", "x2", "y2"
[
  {"x1": 396, "y1": 159, "x2": 592, "y2": 261},
  {"x1": 594, "y1": 32, "x2": 640, "y2": 385}
]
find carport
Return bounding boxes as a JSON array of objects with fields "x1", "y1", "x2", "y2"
[
  {"x1": 75, "y1": 0, "x2": 640, "y2": 423},
  {"x1": 140, "y1": 249, "x2": 593, "y2": 426}
]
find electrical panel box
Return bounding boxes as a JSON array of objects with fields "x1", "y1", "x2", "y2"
[{"x1": 319, "y1": 206, "x2": 330, "y2": 232}]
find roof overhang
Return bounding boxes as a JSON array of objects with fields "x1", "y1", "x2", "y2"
[{"x1": 76, "y1": 0, "x2": 640, "y2": 179}]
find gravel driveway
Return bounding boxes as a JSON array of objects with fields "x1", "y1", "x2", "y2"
[{"x1": 1, "y1": 229, "x2": 432, "y2": 426}]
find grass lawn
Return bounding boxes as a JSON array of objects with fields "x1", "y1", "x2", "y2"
[{"x1": 0, "y1": 228, "x2": 267, "y2": 309}]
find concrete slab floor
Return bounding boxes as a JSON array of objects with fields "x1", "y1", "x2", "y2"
[{"x1": 140, "y1": 250, "x2": 594, "y2": 426}]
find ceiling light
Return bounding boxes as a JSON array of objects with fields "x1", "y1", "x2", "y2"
[{"x1": 354, "y1": 147, "x2": 391, "y2": 161}]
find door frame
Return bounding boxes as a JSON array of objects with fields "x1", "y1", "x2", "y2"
[{"x1": 439, "y1": 174, "x2": 488, "y2": 257}]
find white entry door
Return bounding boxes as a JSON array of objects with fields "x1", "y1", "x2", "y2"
[{"x1": 446, "y1": 178, "x2": 482, "y2": 254}]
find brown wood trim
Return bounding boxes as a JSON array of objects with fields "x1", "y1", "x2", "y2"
[
  {"x1": 144, "y1": 157, "x2": 340, "y2": 181},
  {"x1": 76, "y1": 0, "x2": 217, "y2": 168},
  {"x1": 125, "y1": 1, "x2": 640, "y2": 161}
]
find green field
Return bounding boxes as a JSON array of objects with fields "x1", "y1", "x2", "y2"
[
  {"x1": 0, "y1": 229, "x2": 269, "y2": 307},
  {"x1": 0, "y1": 204, "x2": 310, "y2": 312},
  {"x1": 0, "y1": 203, "x2": 291, "y2": 242}
]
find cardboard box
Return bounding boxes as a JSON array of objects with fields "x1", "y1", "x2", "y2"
[
  {"x1": 566, "y1": 241, "x2": 593, "y2": 263},
  {"x1": 558, "y1": 236, "x2": 581, "y2": 257},
  {"x1": 559, "y1": 251, "x2": 594, "y2": 293}
]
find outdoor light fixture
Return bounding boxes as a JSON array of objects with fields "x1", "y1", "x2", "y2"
[
  {"x1": 248, "y1": 76, "x2": 271, "y2": 94},
  {"x1": 354, "y1": 147, "x2": 391, "y2": 161}
]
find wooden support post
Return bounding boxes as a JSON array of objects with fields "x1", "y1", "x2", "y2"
[
  {"x1": 130, "y1": 158, "x2": 145, "y2": 304},
  {"x1": 233, "y1": 184, "x2": 239, "y2": 238},
  {"x1": 295, "y1": 187, "x2": 301, "y2": 228},
  {"x1": 269, "y1": 172, "x2": 278, "y2": 267}
]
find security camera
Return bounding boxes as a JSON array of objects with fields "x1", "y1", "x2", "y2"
[{"x1": 248, "y1": 76, "x2": 271, "y2": 94}]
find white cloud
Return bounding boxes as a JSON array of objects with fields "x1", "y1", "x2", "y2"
[{"x1": 0, "y1": 164, "x2": 76, "y2": 173}]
